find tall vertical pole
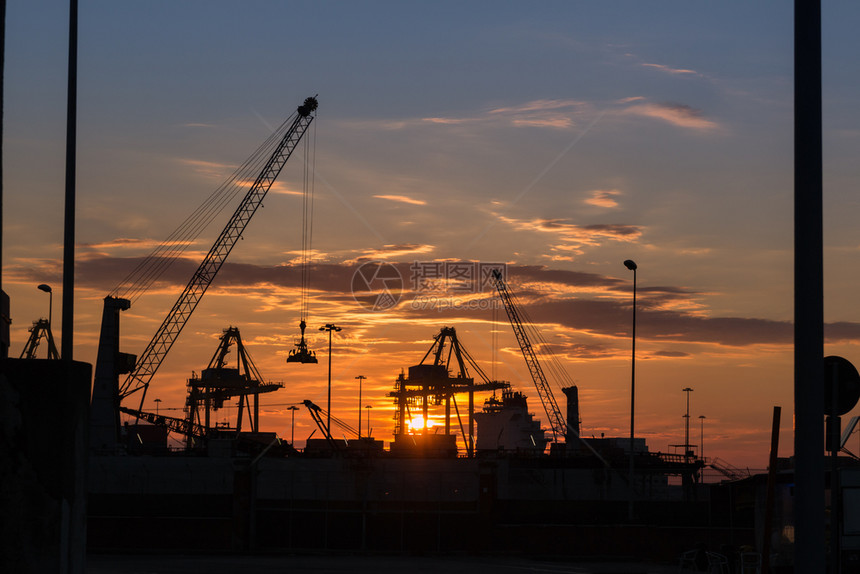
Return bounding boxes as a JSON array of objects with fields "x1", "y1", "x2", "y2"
[
  {"x1": 624, "y1": 260, "x2": 637, "y2": 522},
  {"x1": 683, "y1": 387, "x2": 693, "y2": 459},
  {"x1": 699, "y1": 415, "x2": 706, "y2": 485},
  {"x1": 356, "y1": 375, "x2": 366, "y2": 439},
  {"x1": 327, "y1": 331, "x2": 332, "y2": 433},
  {"x1": 289, "y1": 406, "x2": 297, "y2": 445},
  {"x1": 0, "y1": 0, "x2": 6, "y2": 360},
  {"x1": 320, "y1": 324, "x2": 340, "y2": 439},
  {"x1": 762, "y1": 406, "x2": 782, "y2": 574},
  {"x1": 795, "y1": 1, "x2": 825, "y2": 572},
  {"x1": 62, "y1": 0, "x2": 78, "y2": 361}
]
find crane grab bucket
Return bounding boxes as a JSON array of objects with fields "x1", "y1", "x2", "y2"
[{"x1": 287, "y1": 320, "x2": 318, "y2": 363}]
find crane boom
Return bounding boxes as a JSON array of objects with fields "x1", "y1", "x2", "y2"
[
  {"x1": 119, "y1": 96, "x2": 318, "y2": 406},
  {"x1": 491, "y1": 269, "x2": 567, "y2": 441}
]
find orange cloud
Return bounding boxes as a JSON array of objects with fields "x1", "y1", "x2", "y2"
[
  {"x1": 623, "y1": 102, "x2": 718, "y2": 130},
  {"x1": 268, "y1": 181, "x2": 303, "y2": 196},
  {"x1": 585, "y1": 189, "x2": 621, "y2": 208},
  {"x1": 500, "y1": 216, "x2": 642, "y2": 247},
  {"x1": 350, "y1": 244, "x2": 435, "y2": 262},
  {"x1": 373, "y1": 194, "x2": 427, "y2": 206},
  {"x1": 487, "y1": 99, "x2": 588, "y2": 114},
  {"x1": 421, "y1": 117, "x2": 474, "y2": 125},
  {"x1": 80, "y1": 238, "x2": 171, "y2": 251},
  {"x1": 175, "y1": 157, "x2": 234, "y2": 179},
  {"x1": 641, "y1": 62, "x2": 699, "y2": 76},
  {"x1": 417, "y1": 99, "x2": 589, "y2": 131},
  {"x1": 511, "y1": 117, "x2": 574, "y2": 129}
]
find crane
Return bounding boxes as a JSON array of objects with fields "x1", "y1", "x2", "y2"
[
  {"x1": 490, "y1": 269, "x2": 577, "y2": 443},
  {"x1": 183, "y1": 327, "x2": 283, "y2": 445},
  {"x1": 120, "y1": 96, "x2": 318, "y2": 409},
  {"x1": 90, "y1": 96, "x2": 318, "y2": 450},
  {"x1": 388, "y1": 327, "x2": 509, "y2": 456},
  {"x1": 302, "y1": 399, "x2": 359, "y2": 451},
  {"x1": 19, "y1": 318, "x2": 59, "y2": 360}
]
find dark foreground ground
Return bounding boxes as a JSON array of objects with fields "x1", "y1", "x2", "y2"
[{"x1": 86, "y1": 554, "x2": 681, "y2": 574}]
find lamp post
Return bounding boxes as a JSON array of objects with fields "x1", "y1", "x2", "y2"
[
  {"x1": 699, "y1": 415, "x2": 706, "y2": 484},
  {"x1": 623, "y1": 259, "x2": 637, "y2": 521},
  {"x1": 288, "y1": 405, "x2": 299, "y2": 445},
  {"x1": 319, "y1": 323, "x2": 342, "y2": 434},
  {"x1": 683, "y1": 387, "x2": 694, "y2": 460},
  {"x1": 37, "y1": 284, "x2": 53, "y2": 326},
  {"x1": 356, "y1": 375, "x2": 366, "y2": 438},
  {"x1": 154, "y1": 398, "x2": 161, "y2": 415},
  {"x1": 365, "y1": 405, "x2": 373, "y2": 438}
]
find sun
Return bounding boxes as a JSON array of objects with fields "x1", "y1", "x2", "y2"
[{"x1": 406, "y1": 415, "x2": 435, "y2": 433}]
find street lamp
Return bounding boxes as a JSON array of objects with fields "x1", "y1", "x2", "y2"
[
  {"x1": 623, "y1": 259, "x2": 637, "y2": 521},
  {"x1": 154, "y1": 398, "x2": 161, "y2": 415},
  {"x1": 365, "y1": 405, "x2": 373, "y2": 438},
  {"x1": 319, "y1": 323, "x2": 342, "y2": 435},
  {"x1": 356, "y1": 375, "x2": 366, "y2": 439},
  {"x1": 683, "y1": 387, "x2": 694, "y2": 459},
  {"x1": 37, "y1": 284, "x2": 53, "y2": 326},
  {"x1": 288, "y1": 405, "x2": 299, "y2": 445},
  {"x1": 698, "y1": 414, "x2": 706, "y2": 485}
]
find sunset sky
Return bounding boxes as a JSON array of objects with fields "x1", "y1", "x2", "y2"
[{"x1": 5, "y1": 2, "x2": 860, "y2": 469}]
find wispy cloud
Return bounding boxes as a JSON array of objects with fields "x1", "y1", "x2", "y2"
[
  {"x1": 80, "y1": 238, "x2": 169, "y2": 251},
  {"x1": 622, "y1": 102, "x2": 718, "y2": 130},
  {"x1": 416, "y1": 99, "x2": 591, "y2": 131},
  {"x1": 486, "y1": 98, "x2": 588, "y2": 129},
  {"x1": 421, "y1": 117, "x2": 474, "y2": 126},
  {"x1": 349, "y1": 243, "x2": 435, "y2": 262},
  {"x1": 487, "y1": 99, "x2": 588, "y2": 115},
  {"x1": 585, "y1": 189, "x2": 621, "y2": 208},
  {"x1": 268, "y1": 181, "x2": 303, "y2": 196},
  {"x1": 500, "y1": 215, "x2": 642, "y2": 247},
  {"x1": 373, "y1": 194, "x2": 427, "y2": 206},
  {"x1": 641, "y1": 62, "x2": 699, "y2": 76},
  {"x1": 175, "y1": 157, "x2": 234, "y2": 179}
]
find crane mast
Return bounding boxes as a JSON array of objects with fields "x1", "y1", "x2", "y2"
[
  {"x1": 491, "y1": 269, "x2": 568, "y2": 441},
  {"x1": 118, "y1": 96, "x2": 318, "y2": 408}
]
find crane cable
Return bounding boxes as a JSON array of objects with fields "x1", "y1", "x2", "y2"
[
  {"x1": 109, "y1": 112, "x2": 299, "y2": 304},
  {"x1": 506, "y1": 283, "x2": 577, "y2": 394},
  {"x1": 299, "y1": 115, "x2": 317, "y2": 323}
]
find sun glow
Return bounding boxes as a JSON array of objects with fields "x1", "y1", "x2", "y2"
[{"x1": 406, "y1": 415, "x2": 435, "y2": 432}]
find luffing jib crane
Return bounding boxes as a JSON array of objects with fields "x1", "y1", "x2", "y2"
[
  {"x1": 490, "y1": 269, "x2": 579, "y2": 443},
  {"x1": 90, "y1": 96, "x2": 318, "y2": 451}
]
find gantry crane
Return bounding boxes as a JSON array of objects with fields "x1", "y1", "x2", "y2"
[
  {"x1": 490, "y1": 269, "x2": 578, "y2": 443},
  {"x1": 182, "y1": 326, "x2": 282, "y2": 448},
  {"x1": 388, "y1": 327, "x2": 509, "y2": 456},
  {"x1": 19, "y1": 318, "x2": 59, "y2": 360},
  {"x1": 90, "y1": 96, "x2": 318, "y2": 451}
]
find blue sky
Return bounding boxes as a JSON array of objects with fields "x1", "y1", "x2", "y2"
[{"x1": 5, "y1": 2, "x2": 860, "y2": 467}]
